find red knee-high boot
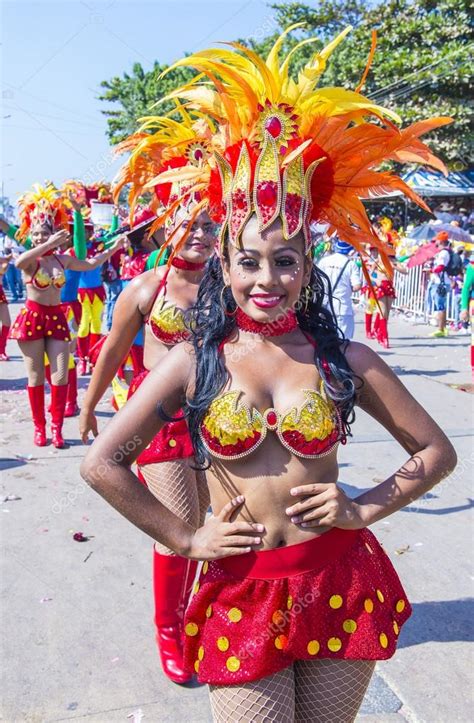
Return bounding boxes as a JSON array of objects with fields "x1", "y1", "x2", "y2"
[
  {"x1": 50, "y1": 384, "x2": 68, "y2": 448},
  {"x1": 373, "y1": 313, "x2": 381, "y2": 342},
  {"x1": 76, "y1": 336, "x2": 89, "y2": 375},
  {"x1": 153, "y1": 549, "x2": 198, "y2": 684},
  {"x1": 364, "y1": 313, "x2": 373, "y2": 339},
  {"x1": 64, "y1": 365, "x2": 79, "y2": 417},
  {"x1": 27, "y1": 385, "x2": 47, "y2": 446},
  {"x1": 0, "y1": 325, "x2": 10, "y2": 360},
  {"x1": 88, "y1": 333, "x2": 102, "y2": 370},
  {"x1": 378, "y1": 317, "x2": 390, "y2": 348}
]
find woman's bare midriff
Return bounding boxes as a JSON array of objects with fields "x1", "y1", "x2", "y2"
[{"x1": 206, "y1": 436, "x2": 339, "y2": 549}]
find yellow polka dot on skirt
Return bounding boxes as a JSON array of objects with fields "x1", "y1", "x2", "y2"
[
  {"x1": 185, "y1": 622, "x2": 199, "y2": 637},
  {"x1": 226, "y1": 656, "x2": 241, "y2": 672},
  {"x1": 307, "y1": 640, "x2": 320, "y2": 656},
  {"x1": 343, "y1": 619, "x2": 357, "y2": 634},
  {"x1": 376, "y1": 589, "x2": 385, "y2": 603},
  {"x1": 26, "y1": 321, "x2": 31, "y2": 326},
  {"x1": 329, "y1": 594, "x2": 343, "y2": 609},
  {"x1": 202, "y1": 561, "x2": 209, "y2": 575},
  {"x1": 287, "y1": 595, "x2": 293, "y2": 610},
  {"x1": 198, "y1": 646, "x2": 205, "y2": 661},
  {"x1": 396, "y1": 599, "x2": 405, "y2": 613},
  {"x1": 327, "y1": 637, "x2": 342, "y2": 652},
  {"x1": 217, "y1": 636, "x2": 229, "y2": 652},
  {"x1": 379, "y1": 632, "x2": 388, "y2": 649},
  {"x1": 274, "y1": 635, "x2": 288, "y2": 650},
  {"x1": 393, "y1": 620, "x2": 400, "y2": 635},
  {"x1": 33, "y1": 312, "x2": 38, "y2": 317},
  {"x1": 194, "y1": 660, "x2": 200, "y2": 673},
  {"x1": 364, "y1": 598, "x2": 374, "y2": 613},
  {"x1": 193, "y1": 582, "x2": 200, "y2": 595},
  {"x1": 272, "y1": 610, "x2": 285, "y2": 626},
  {"x1": 53, "y1": 315, "x2": 58, "y2": 320},
  {"x1": 227, "y1": 607, "x2": 242, "y2": 623},
  {"x1": 206, "y1": 605, "x2": 213, "y2": 618}
]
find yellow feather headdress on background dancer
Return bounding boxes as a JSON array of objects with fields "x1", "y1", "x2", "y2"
[
  {"x1": 113, "y1": 106, "x2": 217, "y2": 260},
  {"x1": 146, "y1": 24, "x2": 451, "y2": 275},
  {"x1": 17, "y1": 183, "x2": 70, "y2": 240}
]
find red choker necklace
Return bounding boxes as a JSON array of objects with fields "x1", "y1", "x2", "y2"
[
  {"x1": 171, "y1": 256, "x2": 206, "y2": 271},
  {"x1": 235, "y1": 308, "x2": 298, "y2": 336}
]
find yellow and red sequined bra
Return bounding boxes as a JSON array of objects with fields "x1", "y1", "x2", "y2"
[
  {"x1": 145, "y1": 267, "x2": 189, "y2": 345},
  {"x1": 199, "y1": 332, "x2": 346, "y2": 461}
]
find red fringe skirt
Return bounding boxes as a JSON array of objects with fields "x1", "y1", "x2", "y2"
[
  {"x1": 9, "y1": 299, "x2": 70, "y2": 342},
  {"x1": 375, "y1": 280, "x2": 396, "y2": 300},
  {"x1": 183, "y1": 527, "x2": 411, "y2": 685},
  {"x1": 128, "y1": 370, "x2": 194, "y2": 464}
]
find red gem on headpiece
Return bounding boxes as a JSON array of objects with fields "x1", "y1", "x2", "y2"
[
  {"x1": 265, "y1": 116, "x2": 283, "y2": 139},
  {"x1": 257, "y1": 181, "x2": 277, "y2": 207},
  {"x1": 194, "y1": 148, "x2": 203, "y2": 161}
]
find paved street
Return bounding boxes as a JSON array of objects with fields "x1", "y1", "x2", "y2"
[{"x1": 1, "y1": 303, "x2": 473, "y2": 723}]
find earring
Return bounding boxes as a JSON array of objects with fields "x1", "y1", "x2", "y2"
[
  {"x1": 220, "y1": 285, "x2": 237, "y2": 317},
  {"x1": 300, "y1": 284, "x2": 313, "y2": 313}
]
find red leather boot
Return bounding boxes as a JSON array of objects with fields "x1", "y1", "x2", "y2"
[
  {"x1": 0, "y1": 324, "x2": 10, "y2": 360},
  {"x1": 378, "y1": 318, "x2": 390, "y2": 348},
  {"x1": 364, "y1": 313, "x2": 374, "y2": 339},
  {"x1": 152, "y1": 549, "x2": 198, "y2": 684},
  {"x1": 50, "y1": 384, "x2": 68, "y2": 448},
  {"x1": 76, "y1": 336, "x2": 89, "y2": 376},
  {"x1": 27, "y1": 385, "x2": 47, "y2": 446},
  {"x1": 88, "y1": 333, "x2": 102, "y2": 372},
  {"x1": 373, "y1": 313, "x2": 381, "y2": 342},
  {"x1": 64, "y1": 365, "x2": 79, "y2": 417}
]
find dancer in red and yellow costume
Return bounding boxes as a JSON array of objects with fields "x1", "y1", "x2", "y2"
[
  {"x1": 82, "y1": 27, "x2": 455, "y2": 719},
  {"x1": 79, "y1": 112, "x2": 217, "y2": 684},
  {"x1": 10, "y1": 184, "x2": 124, "y2": 448}
]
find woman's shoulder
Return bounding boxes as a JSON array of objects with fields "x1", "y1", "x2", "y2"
[{"x1": 344, "y1": 340, "x2": 384, "y2": 376}]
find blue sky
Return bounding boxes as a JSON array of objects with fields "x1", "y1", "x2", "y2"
[{"x1": 2, "y1": 0, "x2": 278, "y2": 203}]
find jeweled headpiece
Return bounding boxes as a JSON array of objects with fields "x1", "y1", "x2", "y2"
[{"x1": 152, "y1": 24, "x2": 451, "y2": 273}]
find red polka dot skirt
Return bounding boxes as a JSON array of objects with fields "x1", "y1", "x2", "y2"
[
  {"x1": 9, "y1": 299, "x2": 70, "y2": 342},
  {"x1": 184, "y1": 527, "x2": 412, "y2": 685}
]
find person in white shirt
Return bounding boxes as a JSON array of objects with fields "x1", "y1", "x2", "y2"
[
  {"x1": 318, "y1": 238, "x2": 362, "y2": 339},
  {"x1": 430, "y1": 235, "x2": 451, "y2": 338}
]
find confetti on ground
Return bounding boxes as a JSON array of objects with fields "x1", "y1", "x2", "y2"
[
  {"x1": 395, "y1": 544, "x2": 411, "y2": 555},
  {"x1": 127, "y1": 709, "x2": 144, "y2": 723},
  {"x1": 83, "y1": 551, "x2": 93, "y2": 563},
  {"x1": 39, "y1": 597, "x2": 52, "y2": 603},
  {"x1": 73, "y1": 531, "x2": 91, "y2": 542},
  {"x1": 0, "y1": 494, "x2": 22, "y2": 504}
]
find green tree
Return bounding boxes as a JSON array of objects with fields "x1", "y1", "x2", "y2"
[
  {"x1": 99, "y1": 0, "x2": 472, "y2": 165},
  {"x1": 99, "y1": 61, "x2": 194, "y2": 144}
]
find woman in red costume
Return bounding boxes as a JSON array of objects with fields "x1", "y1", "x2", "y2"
[
  {"x1": 10, "y1": 184, "x2": 124, "y2": 448},
  {"x1": 80, "y1": 115, "x2": 217, "y2": 684},
  {"x1": 81, "y1": 29, "x2": 455, "y2": 719}
]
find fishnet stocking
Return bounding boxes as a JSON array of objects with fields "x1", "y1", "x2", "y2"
[
  {"x1": 209, "y1": 666, "x2": 295, "y2": 722},
  {"x1": 294, "y1": 658, "x2": 375, "y2": 723},
  {"x1": 139, "y1": 459, "x2": 208, "y2": 555},
  {"x1": 208, "y1": 659, "x2": 375, "y2": 722}
]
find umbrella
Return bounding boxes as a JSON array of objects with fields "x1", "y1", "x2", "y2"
[
  {"x1": 433, "y1": 223, "x2": 472, "y2": 243},
  {"x1": 408, "y1": 222, "x2": 472, "y2": 244},
  {"x1": 407, "y1": 242, "x2": 439, "y2": 268}
]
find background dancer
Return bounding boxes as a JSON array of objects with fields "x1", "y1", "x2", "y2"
[{"x1": 10, "y1": 184, "x2": 124, "y2": 448}]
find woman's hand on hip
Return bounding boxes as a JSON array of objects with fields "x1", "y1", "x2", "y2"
[
  {"x1": 187, "y1": 496, "x2": 265, "y2": 561},
  {"x1": 286, "y1": 482, "x2": 365, "y2": 530}
]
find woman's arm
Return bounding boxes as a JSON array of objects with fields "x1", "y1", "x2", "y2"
[
  {"x1": 287, "y1": 342, "x2": 457, "y2": 529},
  {"x1": 79, "y1": 276, "x2": 149, "y2": 441},
  {"x1": 63, "y1": 235, "x2": 125, "y2": 271},
  {"x1": 80, "y1": 344, "x2": 263, "y2": 558},
  {"x1": 15, "y1": 230, "x2": 69, "y2": 272}
]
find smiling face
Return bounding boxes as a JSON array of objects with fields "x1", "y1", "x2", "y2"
[
  {"x1": 222, "y1": 215, "x2": 312, "y2": 322},
  {"x1": 30, "y1": 222, "x2": 53, "y2": 247},
  {"x1": 169, "y1": 207, "x2": 216, "y2": 264}
]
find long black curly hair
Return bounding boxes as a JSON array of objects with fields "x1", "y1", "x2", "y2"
[{"x1": 181, "y1": 246, "x2": 358, "y2": 468}]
